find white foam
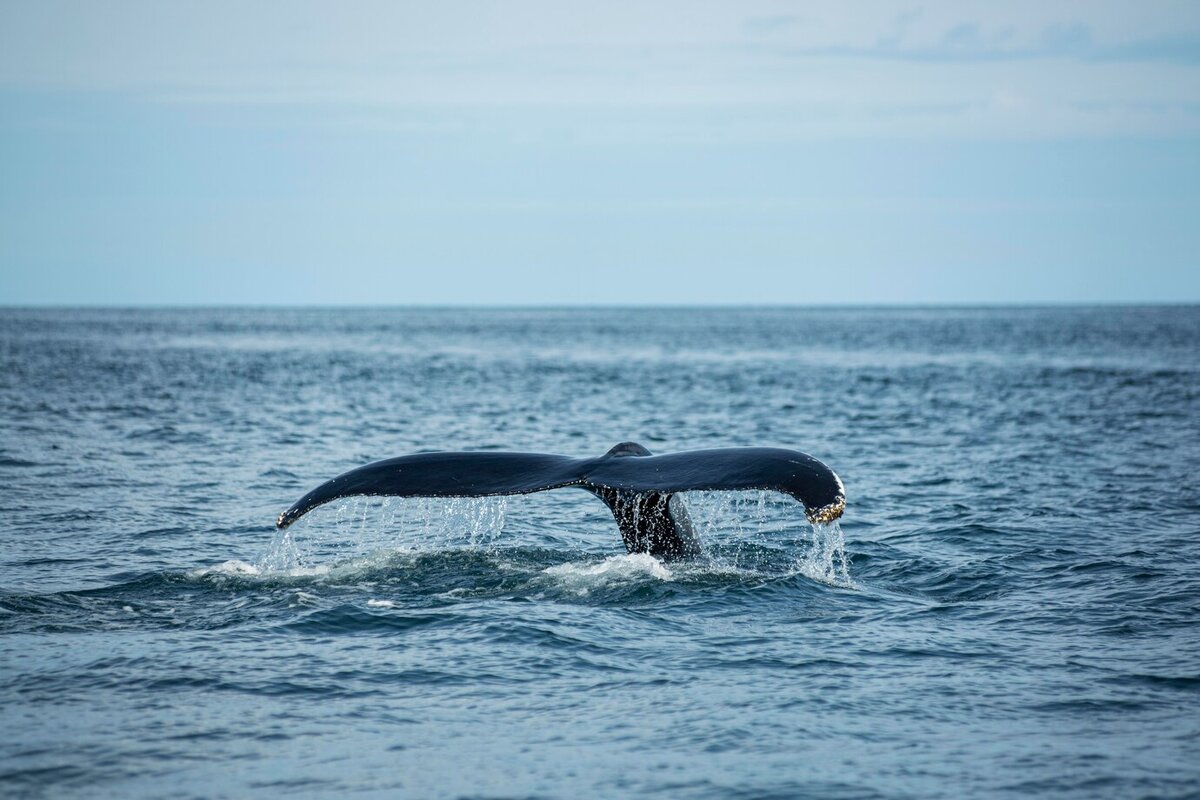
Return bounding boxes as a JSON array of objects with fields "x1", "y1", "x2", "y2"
[
  {"x1": 366, "y1": 599, "x2": 398, "y2": 608},
  {"x1": 542, "y1": 553, "x2": 672, "y2": 595},
  {"x1": 188, "y1": 559, "x2": 332, "y2": 581},
  {"x1": 189, "y1": 559, "x2": 261, "y2": 578}
]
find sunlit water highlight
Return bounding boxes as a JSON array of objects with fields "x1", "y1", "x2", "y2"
[{"x1": 3, "y1": 307, "x2": 1199, "y2": 798}]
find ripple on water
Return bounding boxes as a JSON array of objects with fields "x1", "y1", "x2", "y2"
[{"x1": 4, "y1": 307, "x2": 1200, "y2": 798}]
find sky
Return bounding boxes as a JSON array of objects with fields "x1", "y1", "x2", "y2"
[{"x1": 1, "y1": 0, "x2": 1198, "y2": 305}]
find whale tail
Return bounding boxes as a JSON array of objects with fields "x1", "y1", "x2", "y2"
[{"x1": 275, "y1": 442, "x2": 844, "y2": 559}]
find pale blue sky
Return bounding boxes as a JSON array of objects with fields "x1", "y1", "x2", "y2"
[{"x1": 2, "y1": 1, "x2": 1198, "y2": 304}]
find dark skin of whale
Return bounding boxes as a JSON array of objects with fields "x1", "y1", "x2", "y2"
[{"x1": 276, "y1": 442, "x2": 846, "y2": 560}]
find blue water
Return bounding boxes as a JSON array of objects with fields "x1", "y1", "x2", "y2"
[{"x1": 2, "y1": 306, "x2": 1199, "y2": 798}]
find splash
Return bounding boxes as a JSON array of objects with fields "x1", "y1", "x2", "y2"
[
  {"x1": 257, "y1": 495, "x2": 508, "y2": 571},
  {"x1": 795, "y1": 520, "x2": 853, "y2": 588},
  {"x1": 680, "y1": 490, "x2": 854, "y2": 587},
  {"x1": 238, "y1": 490, "x2": 851, "y2": 589},
  {"x1": 259, "y1": 526, "x2": 301, "y2": 572}
]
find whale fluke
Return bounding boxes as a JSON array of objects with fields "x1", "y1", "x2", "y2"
[{"x1": 275, "y1": 443, "x2": 845, "y2": 559}]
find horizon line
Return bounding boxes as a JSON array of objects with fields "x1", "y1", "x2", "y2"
[{"x1": 2, "y1": 300, "x2": 1198, "y2": 311}]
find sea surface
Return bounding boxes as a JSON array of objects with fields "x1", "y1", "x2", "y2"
[{"x1": 1, "y1": 306, "x2": 1198, "y2": 799}]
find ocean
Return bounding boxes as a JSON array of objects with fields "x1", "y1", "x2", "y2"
[{"x1": 1, "y1": 306, "x2": 1198, "y2": 798}]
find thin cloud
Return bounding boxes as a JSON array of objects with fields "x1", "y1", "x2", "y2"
[{"x1": 760, "y1": 22, "x2": 1200, "y2": 65}]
